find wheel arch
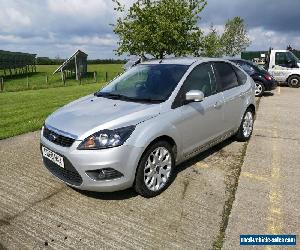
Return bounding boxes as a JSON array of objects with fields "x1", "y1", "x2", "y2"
[
  {"x1": 247, "y1": 104, "x2": 256, "y2": 115},
  {"x1": 142, "y1": 135, "x2": 177, "y2": 160},
  {"x1": 132, "y1": 134, "x2": 178, "y2": 187},
  {"x1": 287, "y1": 74, "x2": 300, "y2": 82}
]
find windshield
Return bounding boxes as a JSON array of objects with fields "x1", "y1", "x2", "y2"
[
  {"x1": 287, "y1": 51, "x2": 300, "y2": 63},
  {"x1": 96, "y1": 64, "x2": 189, "y2": 103},
  {"x1": 248, "y1": 61, "x2": 267, "y2": 73}
]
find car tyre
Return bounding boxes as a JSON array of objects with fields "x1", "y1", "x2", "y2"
[
  {"x1": 236, "y1": 109, "x2": 254, "y2": 142},
  {"x1": 255, "y1": 81, "x2": 264, "y2": 97},
  {"x1": 134, "y1": 141, "x2": 175, "y2": 198},
  {"x1": 288, "y1": 75, "x2": 300, "y2": 88}
]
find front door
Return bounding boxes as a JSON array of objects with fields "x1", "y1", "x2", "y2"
[
  {"x1": 270, "y1": 51, "x2": 297, "y2": 82},
  {"x1": 171, "y1": 63, "x2": 225, "y2": 157}
]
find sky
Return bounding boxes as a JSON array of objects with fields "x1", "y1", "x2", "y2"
[{"x1": 0, "y1": 0, "x2": 299, "y2": 59}]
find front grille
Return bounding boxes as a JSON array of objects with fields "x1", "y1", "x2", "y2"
[
  {"x1": 43, "y1": 155, "x2": 83, "y2": 186},
  {"x1": 43, "y1": 126, "x2": 75, "y2": 147}
]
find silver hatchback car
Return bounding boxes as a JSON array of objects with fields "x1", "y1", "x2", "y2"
[{"x1": 41, "y1": 58, "x2": 256, "y2": 197}]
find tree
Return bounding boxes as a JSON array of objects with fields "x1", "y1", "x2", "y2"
[
  {"x1": 221, "y1": 17, "x2": 251, "y2": 56},
  {"x1": 201, "y1": 25, "x2": 222, "y2": 57},
  {"x1": 112, "y1": 0, "x2": 207, "y2": 59}
]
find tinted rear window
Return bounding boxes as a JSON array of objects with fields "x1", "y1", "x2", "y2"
[
  {"x1": 214, "y1": 62, "x2": 239, "y2": 91},
  {"x1": 232, "y1": 64, "x2": 247, "y2": 85}
]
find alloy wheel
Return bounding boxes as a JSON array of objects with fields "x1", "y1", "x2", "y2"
[
  {"x1": 242, "y1": 111, "x2": 253, "y2": 138},
  {"x1": 144, "y1": 147, "x2": 172, "y2": 191},
  {"x1": 255, "y1": 82, "x2": 263, "y2": 96}
]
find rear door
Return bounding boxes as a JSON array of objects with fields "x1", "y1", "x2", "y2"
[
  {"x1": 171, "y1": 62, "x2": 225, "y2": 156},
  {"x1": 213, "y1": 62, "x2": 245, "y2": 132}
]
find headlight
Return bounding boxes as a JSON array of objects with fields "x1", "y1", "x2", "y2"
[{"x1": 77, "y1": 125, "x2": 135, "y2": 150}]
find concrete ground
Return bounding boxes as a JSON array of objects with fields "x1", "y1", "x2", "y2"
[
  {"x1": 0, "y1": 86, "x2": 299, "y2": 249},
  {"x1": 224, "y1": 87, "x2": 300, "y2": 249},
  {"x1": 0, "y1": 123, "x2": 245, "y2": 248}
]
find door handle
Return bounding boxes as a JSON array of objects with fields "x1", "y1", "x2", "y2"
[{"x1": 213, "y1": 101, "x2": 223, "y2": 109}]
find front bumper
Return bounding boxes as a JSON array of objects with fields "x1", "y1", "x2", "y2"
[{"x1": 40, "y1": 135, "x2": 145, "y2": 192}]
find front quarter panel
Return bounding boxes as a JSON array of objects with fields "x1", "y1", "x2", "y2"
[{"x1": 126, "y1": 113, "x2": 183, "y2": 163}]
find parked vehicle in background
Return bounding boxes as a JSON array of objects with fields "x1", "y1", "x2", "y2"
[
  {"x1": 253, "y1": 58, "x2": 265, "y2": 66},
  {"x1": 40, "y1": 57, "x2": 256, "y2": 197},
  {"x1": 266, "y1": 49, "x2": 300, "y2": 88},
  {"x1": 230, "y1": 59, "x2": 277, "y2": 97},
  {"x1": 124, "y1": 56, "x2": 147, "y2": 71}
]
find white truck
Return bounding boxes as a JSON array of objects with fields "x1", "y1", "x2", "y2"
[{"x1": 266, "y1": 49, "x2": 300, "y2": 88}]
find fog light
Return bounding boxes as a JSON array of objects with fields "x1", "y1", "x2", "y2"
[{"x1": 86, "y1": 168, "x2": 123, "y2": 181}]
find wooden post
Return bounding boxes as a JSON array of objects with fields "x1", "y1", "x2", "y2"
[
  {"x1": 63, "y1": 72, "x2": 66, "y2": 86},
  {"x1": 105, "y1": 72, "x2": 108, "y2": 82},
  {"x1": 27, "y1": 76, "x2": 29, "y2": 89},
  {"x1": 61, "y1": 70, "x2": 66, "y2": 85},
  {"x1": 46, "y1": 75, "x2": 48, "y2": 85},
  {"x1": 75, "y1": 54, "x2": 78, "y2": 80},
  {"x1": 0, "y1": 77, "x2": 3, "y2": 92},
  {"x1": 93, "y1": 71, "x2": 97, "y2": 83}
]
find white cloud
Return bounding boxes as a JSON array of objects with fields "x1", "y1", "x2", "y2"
[
  {"x1": 0, "y1": 7, "x2": 31, "y2": 32},
  {"x1": 72, "y1": 35, "x2": 117, "y2": 46},
  {"x1": 47, "y1": 0, "x2": 112, "y2": 17},
  {"x1": 248, "y1": 27, "x2": 294, "y2": 50},
  {"x1": 0, "y1": 0, "x2": 300, "y2": 58}
]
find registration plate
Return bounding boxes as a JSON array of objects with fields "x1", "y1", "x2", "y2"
[{"x1": 42, "y1": 146, "x2": 64, "y2": 168}]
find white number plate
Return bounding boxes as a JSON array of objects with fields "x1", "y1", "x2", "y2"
[{"x1": 42, "y1": 146, "x2": 64, "y2": 168}]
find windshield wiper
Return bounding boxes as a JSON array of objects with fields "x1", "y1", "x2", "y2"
[
  {"x1": 95, "y1": 92, "x2": 164, "y2": 103},
  {"x1": 129, "y1": 98, "x2": 164, "y2": 103},
  {"x1": 94, "y1": 92, "x2": 128, "y2": 100}
]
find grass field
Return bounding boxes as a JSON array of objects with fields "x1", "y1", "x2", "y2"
[
  {"x1": 0, "y1": 64, "x2": 123, "y2": 92},
  {"x1": 0, "y1": 83, "x2": 103, "y2": 139}
]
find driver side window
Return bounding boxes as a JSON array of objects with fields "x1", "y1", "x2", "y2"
[
  {"x1": 275, "y1": 52, "x2": 294, "y2": 68},
  {"x1": 182, "y1": 63, "x2": 217, "y2": 97}
]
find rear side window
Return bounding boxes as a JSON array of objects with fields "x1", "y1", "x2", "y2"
[
  {"x1": 214, "y1": 62, "x2": 239, "y2": 91},
  {"x1": 232, "y1": 64, "x2": 247, "y2": 85}
]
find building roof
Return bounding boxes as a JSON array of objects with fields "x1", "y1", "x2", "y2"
[{"x1": 54, "y1": 50, "x2": 87, "y2": 74}]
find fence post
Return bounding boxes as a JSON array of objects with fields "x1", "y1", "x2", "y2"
[
  {"x1": 61, "y1": 71, "x2": 66, "y2": 86},
  {"x1": 46, "y1": 75, "x2": 48, "y2": 85},
  {"x1": 27, "y1": 76, "x2": 29, "y2": 89},
  {"x1": 0, "y1": 77, "x2": 3, "y2": 92},
  {"x1": 105, "y1": 72, "x2": 108, "y2": 82},
  {"x1": 63, "y1": 72, "x2": 66, "y2": 86},
  {"x1": 93, "y1": 71, "x2": 97, "y2": 83}
]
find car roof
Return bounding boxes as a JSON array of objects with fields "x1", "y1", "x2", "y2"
[
  {"x1": 228, "y1": 58, "x2": 248, "y2": 63},
  {"x1": 140, "y1": 57, "x2": 232, "y2": 66}
]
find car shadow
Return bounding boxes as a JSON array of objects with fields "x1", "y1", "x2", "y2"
[
  {"x1": 72, "y1": 187, "x2": 138, "y2": 200},
  {"x1": 174, "y1": 136, "x2": 235, "y2": 176},
  {"x1": 74, "y1": 136, "x2": 236, "y2": 201},
  {"x1": 262, "y1": 92, "x2": 274, "y2": 97}
]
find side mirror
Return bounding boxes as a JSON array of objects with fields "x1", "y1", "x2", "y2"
[{"x1": 185, "y1": 90, "x2": 205, "y2": 102}]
